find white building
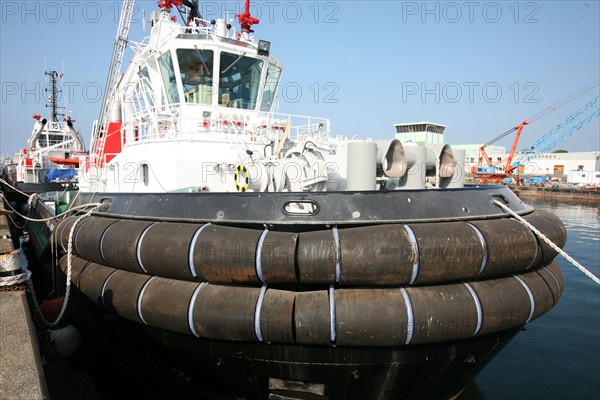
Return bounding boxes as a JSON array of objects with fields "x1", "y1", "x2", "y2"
[
  {"x1": 568, "y1": 170, "x2": 600, "y2": 186},
  {"x1": 511, "y1": 152, "x2": 599, "y2": 178}
]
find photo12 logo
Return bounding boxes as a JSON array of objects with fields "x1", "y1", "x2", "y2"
[
  {"x1": 199, "y1": 1, "x2": 340, "y2": 24},
  {"x1": 1, "y1": 80, "x2": 103, "y2": 105},
  {"x1": 401, "y1": 1, "x2": 540, "y2": 24},
  {"x1": 401, "y1": 81, "x2": 540, "y2": 104},
  {"x1": 1, "y1": 2, "x2": 143, "y2": 24}
]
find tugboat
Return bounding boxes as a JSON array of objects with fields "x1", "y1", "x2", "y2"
[
  {"x1": 27, "y1": 1, "x2": 566, "y2": 399},
  {"x1": 1, "y1": 69, "x2": 85, "y2": 204}
]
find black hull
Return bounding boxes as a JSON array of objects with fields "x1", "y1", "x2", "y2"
[
  {"x1": 1, "y1": 181, "x2": 77, "y2": 204},
  {"x1": 24, "y1": 185, "x2": 566, "y2": 399},
  {"x1": 66, "y1": 288, "x2": 519, "y2": 400}
]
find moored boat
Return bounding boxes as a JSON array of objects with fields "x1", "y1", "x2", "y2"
[
  {"x1": 24, "y1": 0, "x2": 568, "y2": 398},
  {"x1": 1, "y1": 69, "x2": 85, "y2": 206}
]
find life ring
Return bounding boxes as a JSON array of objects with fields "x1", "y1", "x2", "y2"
[{"x1": 234, "y1": 164, "x2": 249, "y2": 192}]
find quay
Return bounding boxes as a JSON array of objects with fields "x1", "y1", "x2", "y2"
[
  {"x1": 0, "y1": 210, "x2": 49, "y2": 399},
  {"x1": 509, "y1": 185, "x2": 600, "y2": 202}
]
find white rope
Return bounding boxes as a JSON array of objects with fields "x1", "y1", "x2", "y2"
[
  {"x1": 493, "y1": 199, "x2": 600, "y2": 285},
  {"x1": 0, "y1": 178, "x2": 32, "y2": 198},
  {"x1": 40, "y1": 205, "x2": 100, "y2": 327},
  {"x1": 22, "y1": 204, "x2": 101, "y2": 328},
  {"x1": 0, "y1": 192, "x2": 101, "y2": 222}
]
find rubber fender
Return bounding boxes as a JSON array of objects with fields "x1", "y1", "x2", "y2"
[
  {"x1": 190, "y1": 225, "x2": 262, "y2": 284},
  {"x1": 335, "y1": 288, "x2": 408, "y2": 346},
  {"x1": 58, "y1": 255, "x2": 91, "y2": 288},
  {"x1": 470, "y1": 276, "x2": 534, "y2": 336},
  {"x1": 71, "y1": 217, "x2": 119, "y2": 265},
  {"x1": 258, "y1": 231, "x2": 298, "y2": 283},
  {"x1": 405, "y1": 284, "x2": 479, "y2": 344},
  {"x1": 522, "y1": 210, "x2": 567, "y2": 264},
  {"x1": 76, "y1": 263, "x2": 117, "y2": 307},
  {"x1": 470, "y1": 218, "x2": 538, "y2": 279},
  {"x1": 102, "y1": 269, "x2": 151, "y2": 324},
  {"x1": 138, "y1": 277, "x2": 199, "y2": 335},
  {"x1": 297, "y1": 231, "x2": 337, "y2": 284},
  {"x1": 55, "y1": 216, "x2": 77, "y2": 252},
  {"x1": 100, "y1": 219, "x2": 156, "y2": 273},
  {"x1": 191, "y1": 283, "x2": 261, "y2": 341},
  {"x1": 516, "y1": 260, "x2": 564, "y2": 321},
  {"x1": 294, "y1": 290, "x2": 331, "y2": 345},
  {"x1": 260, "y1": 288, "x2": 296, "y2": 343},
  {"x1": 139, "y1": 222, "x2": 201, "y2": 280},
  {"x1": 408, "y1": 222, "x2": 484, "y2": 285},
  {"x1": 338, "y1": 225, "x2": 414, "y2": 286}
]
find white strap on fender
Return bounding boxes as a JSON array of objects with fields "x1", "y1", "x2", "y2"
[
  {"x1": 329, "y1": 284, "x2": 336, "y2": 342},
  {"x1": 188, "y1": 223, "x2": 212, "y2": 278},
  {"x1": 136, "y1": 222, "x2": 160, "y2": 273},
  {"x1": 543, "y1": 265, "x2": 562, "y2": 293},
  {"x1": 403, "y1": 225, "x2": 420, "y2": 285},
  {"x1": 137, "y1": 276, "x2": 155, "y2": 325},
  {"x1": 188, "y1": 282, "x2": 206, "y2": 337},
  {"x1": 100, "y1": 269, "x2": 118, "y2": 308},
  {"x1": 255, "y1": 228, "x2": 269, "y2": 283},
  {"x1": 254, "y1": 284, "x2": 268, "y2": 342},
  {"x1": 400, "y1": 287, "x2": 414, "y2": 345},
  {"x1": 513, "y1": 274, "x2": 536, "y2": 323},
  {"x1": 463, "y1": 282, "x2": 483, "y2": 336},
  {"x1": 467, "y1": 223, "x2": 489, "y2": 278},
  {"x1": 332, "y1": 226, "x2": 341, "y2": 283}
]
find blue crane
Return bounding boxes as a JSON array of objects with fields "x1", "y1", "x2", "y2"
[{"x1": 510, "y1": 95, "x2": 600, "y2": 172}]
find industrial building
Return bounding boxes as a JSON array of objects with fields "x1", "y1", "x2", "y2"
[{"x1": 393, "y1": 121, "x2": 599, "y2": 184}]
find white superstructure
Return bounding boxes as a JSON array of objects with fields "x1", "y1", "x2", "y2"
[{"x1": 80, "y1": 0, "x2": 462, "y2": 194}]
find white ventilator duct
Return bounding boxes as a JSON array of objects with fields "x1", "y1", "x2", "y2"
[
  {"x1": 375, "y1": 140, "x2": 457, "y2": 189},
  {"x1": 447, "y1": 148, "x2": 465, "y2": 189},
  {"x1": 376, "y1": 139, "x2": 425, "y2": 189},
  {"x1": 426, "y1": 144, "x2": 457, "y2": 188},
  {"x1": 376, "y1": 139, "x2": 408, "y2": 178}
]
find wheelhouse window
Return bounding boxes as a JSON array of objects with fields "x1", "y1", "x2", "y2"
[
  {"x1": 138, "y1": 67, "x2": 155, "y2": 107},
  {"x1": 261, "y1": 63, "x2": 282, "y2": 112},
  {"x1": 177, "y1": 49, "x2": 214, "y2": 105},
  {"x1": 219, "y1": 52, "x2": 263, "y2": 110},
  {"x1": 158, "y1": 51, "x2": 180, "y2": 104}
]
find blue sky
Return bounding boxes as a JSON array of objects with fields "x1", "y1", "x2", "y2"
[{"x1": 1, "y1": 0, "x2": 599, "y2": 157}]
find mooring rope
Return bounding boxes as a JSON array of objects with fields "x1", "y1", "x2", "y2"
[
  {"x1": 0, "y1": 192, "x2": 101, "y2": 223},
  {"x1": 493, "y1": 199, "x2": 600, "y2": 285},
  {"x1": 0, "y1": 178, "x2": 32, "y2": 198},
  {"x1": 0, "y1": 269, "x2": 32, "y2": 286},
  {"x1": 25, "y1": 204, "x2": 101, "y2": 327}
]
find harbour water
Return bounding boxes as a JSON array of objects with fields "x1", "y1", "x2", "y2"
[
  {"x1": 38, "y1": 197, "x2": 600, "y2": 399},
  {"x1": 461, "y1": 197, "x2": 600, "y2": 400}
]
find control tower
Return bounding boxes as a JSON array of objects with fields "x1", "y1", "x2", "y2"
[{"x1": 393, "y1": 121, "x2": 446, "y2": 145}]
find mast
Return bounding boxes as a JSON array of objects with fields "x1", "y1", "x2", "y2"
[{"x1": 45, "y1": 69, "x2": 61, "y2": 122}]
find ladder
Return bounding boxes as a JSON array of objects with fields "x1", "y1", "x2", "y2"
[{"x1": 90, "y1": 0, "x2": 136, "y2": 166}]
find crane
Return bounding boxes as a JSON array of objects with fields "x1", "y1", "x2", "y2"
[
  {"x1": 474, "y1": 82, "x2": 600, "y2": 183},
  {"x1": 510, "y1": 95, "x2": 599, "y2": 171},
  {"x1": 89, "y1": 0, "x2": 136, "y2": 167}
]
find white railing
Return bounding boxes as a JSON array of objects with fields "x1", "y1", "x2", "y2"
[{"x1": 122, "y1": 103, "x2": 331, "y2": 146}]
